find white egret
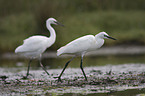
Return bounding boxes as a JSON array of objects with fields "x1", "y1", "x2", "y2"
[
  {"x1": 56, "y1": 32, "x2": 116, "y2": 81},
  {"x1": 15, "y1": 18, "x2": 64, "y2": 78}
]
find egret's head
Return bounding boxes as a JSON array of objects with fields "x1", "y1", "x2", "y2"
[
  {"x1": 97, "y1": 32, "x2": 116, "y2": 40},
  {"x1": 46, "y1": 18, "x2": 64, "y2": 26}
]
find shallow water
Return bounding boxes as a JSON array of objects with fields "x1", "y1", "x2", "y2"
[
  {"x1": 1, "y1": 55, "x2": 145, "y2": 68},
  {"x1": 0, "y1": 55, "x2": 145, "y2": 96}
]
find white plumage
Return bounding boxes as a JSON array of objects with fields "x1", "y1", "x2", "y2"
[
  {"x1": 15, "y1": 18, "x2": 63, "y2": 78},
  {"x1": 57, "y1": 32, "x2": 113, "y2": 56},
  {"x1": 56, "y1": 32, "x2": 116, "y2": 81},
  {"x1": 15, "y1": 18, "x2": 61, "y2": 58},
  {"x1": 15, "y1": 36, "x2": 53, "y2": 58}
]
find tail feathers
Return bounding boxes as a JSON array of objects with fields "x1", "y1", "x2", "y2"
[
  {"x1": 57, "y1": 46, "x2": 65, "y2": 56},
  {"x1": 15, "y1": 46, "x2": 20, "y2": 53},
  {"x1": 15, "y1": 45, "x2": 24, "y2": 53}
]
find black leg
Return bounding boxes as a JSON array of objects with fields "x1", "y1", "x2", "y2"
[
  {"x1": 25, "y1": 59, "x2": 32, "y2": 78},
  {"x1": 80, "y1": 56, "x2": 87, "y2": 81},
  {"x1": 57, "y1": 56, "x2": 76, "y2": 82},
  {"x1": 39, "y1": 58, "x2": 50, "y2": 76}
]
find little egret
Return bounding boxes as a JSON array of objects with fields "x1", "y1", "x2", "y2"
[
  {"x1": 56, "y1": 32, "x2": 116, "y2": 81},
  {"x1": 15, "y1": 18, "x2": 63, "y2": 78}
]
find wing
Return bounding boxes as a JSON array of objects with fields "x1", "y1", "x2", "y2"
[
  {"x1": 23, "y1": 36, "x2": 48, "y2": 45},
  {"x1": 15, "y1": 36, "x2": 49, "y2": 53},
  {"x1": 57, "y1": 35, "x2": 96, "y2": 56}
]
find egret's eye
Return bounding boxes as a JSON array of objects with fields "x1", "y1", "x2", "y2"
[
  {"x1": 54, "y1": 21, "x2": 57, "y2": 23},
  {"x1": 104, "y1": 35, "x2": 107, "y2": 37}
]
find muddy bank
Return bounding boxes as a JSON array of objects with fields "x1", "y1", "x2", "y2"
[{"x1": 0, "y1": 64, "x2": 145, "y2": 95}]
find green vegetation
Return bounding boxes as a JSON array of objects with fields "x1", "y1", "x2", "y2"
[{"x1": 0, "y1": 0, "x2": 145, "y2": 52}]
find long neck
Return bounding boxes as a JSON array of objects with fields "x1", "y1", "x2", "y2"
[{"x1": 46, "y1": 23, "x2": 56, "y2": 44}]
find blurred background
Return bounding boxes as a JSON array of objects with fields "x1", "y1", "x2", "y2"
[
  {"x1": 0, "y1": 0, "x2": 145, "y2": 52},
  {"x1": 0, "y1": 0, "x2": 145, "y2": 68}
]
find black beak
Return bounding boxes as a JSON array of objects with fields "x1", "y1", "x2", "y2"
[
  {"x1": 55, "y1": 21, "x2": 64, "y2": 27},
  {"x1": 105, "y1": 35, "x2": 116, "y2": 40}
]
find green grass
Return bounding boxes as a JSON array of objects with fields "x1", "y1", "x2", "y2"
[
  {"x1": 0, "y1": 11, "x2": 145, "y2": 52},
  {"x1": 56, "y1": 11, "x2": 145, "y2": 47},
  {"x1": 0, "y1": 0, "x2": 145, "y2": 52},
  {"x1": 0, "y1": 13, "x2": 37, "y2": 52}
]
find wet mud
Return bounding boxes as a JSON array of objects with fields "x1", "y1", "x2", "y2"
[{"x1": 0, "y1": 64, "x2": 145, "y2": 95}]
